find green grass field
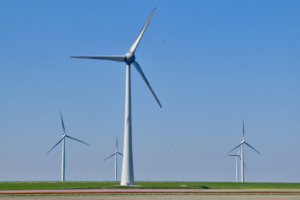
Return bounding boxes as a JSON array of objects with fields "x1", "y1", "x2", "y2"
[{"x1": 0, "y1": 181, "x2": 299, "y2": 190}]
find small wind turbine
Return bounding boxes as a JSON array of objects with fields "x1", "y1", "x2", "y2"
[
  {"x1": 228, "y1": 119, "x2": 261, "y2": 182},
  {"x1": 227, "y1": 149, "x2": 247, "y2": 182},
  {"x1": 71, "y1": 8, "x2": 161, "y2": 185},
  {"x1": 47, "y1": 111, "x2": 89, "y2": 181},
  {"x1": 103, "y1": 136, "x2": 123, "y2": 181}
]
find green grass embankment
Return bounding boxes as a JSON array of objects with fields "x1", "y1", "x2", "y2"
[{"x1": 0, "y1": 181, "x2": 299, "y2": 190}]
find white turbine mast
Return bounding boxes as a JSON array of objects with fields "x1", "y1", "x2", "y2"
[
  {"x1": 228, "y1": 119, "x2": 260, "y2": 182},
  {"x1": 71, "y1": 8, "x2": 161, "y2": 185},
  {"x1": 104, "y1": 136, "x2": 123, "y2": 181},
  {"x1": 47, "y1": 110, "x2": 89, "y2": 181},
  {"x1": 227, "y1": 149, "x2": 247, "y2": 182}
]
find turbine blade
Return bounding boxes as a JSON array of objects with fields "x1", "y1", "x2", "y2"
[
  {"x1": 117, "y1": 152, "x2": 123, "y2": 156},
  {"x1": 104, "y1": 153, "x2": 116, "y2": 161},
  {"x1": 244, "y1": 142, "x2": 261, "y2": 155},
  {"x1": 237, "y1": 155, "x2": 248, "y2": 169},
  {"x1": 59, "y1": 110, "x2": 66, "y2": 135},
  {"x1": 71, "y1": 56, "x2": 125, "y2": 62},
  {"x1": 116, "y1": 135, "x2": 118, "y2": 149},
  {"x1": 132, "y1": 61, "x2": 162, "y2": 108},
  {"x1": 236, "y1": 154, "x2": 248, "y2": 169},
  {"x1": 47, "y1": 137, "x2": 64, "y2": 154},
  {"x1": 228, "y1": 143, "x2": 242, "y2": 154},
  {"x1": 65, "y1": 135, "x2": 89, "y2": 146},
  {"x1": 242, "y1": 118, "x2": 245, "y2": 141},
  {"x1": 227, "y1": 155, "x2": 237, "y2": 157},
  {"x1": 129, "y1": 8, "x2": 156, "y2": 53}
]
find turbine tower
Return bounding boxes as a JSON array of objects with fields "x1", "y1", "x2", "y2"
[
  {"x1": 227, "y1": 149, "x2": 247, "y2": 182},
  {"x1": 71, "y1": 8, "x2": 161, "y2": 185},
  {"x1": 228, "y1": 119, "x2": 260, "y2": 182},
  {"x1": 47, "y1": 111, "x2": 89, "y2": 181},
  {"x1": 104, "y1": 136, "x2": 123, "y2": 181}
]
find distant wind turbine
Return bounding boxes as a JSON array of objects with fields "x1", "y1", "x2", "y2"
[
  {"x1": 228, "y1": 119, "x2": 260, "y2": 182},
  {"x1": 71, "y1": 8, "x2": 161, "y2": 185},
  {"x1": 104, "y1": 136, "x2": 123, "y2": 181},
  {"x1": 47, "y1": 111, "x2": 89, "y2": 181},
  {"x1": 227, "y1": 149, "x2": 247, "y2": 182}
]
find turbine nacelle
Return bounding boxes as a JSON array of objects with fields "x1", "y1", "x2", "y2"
[
  {"x1": 228, "y1": 121, "x2": 261, "y2": 158},
  {"x1": 46, "y1": 112, "x2": 89, "y2": 155},
  {"x1": 124, "y1": 52, "x2": 135, "y2": 65}
]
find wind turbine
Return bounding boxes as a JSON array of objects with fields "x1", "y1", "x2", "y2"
[
  {"x1": 71, "y1": 8, "x2": 162, "y2": 185},
  {"x1": 227, "y1": 149, "x2": 247, "y2": 182},
  {"x1": 103, "y1": 136, "x2": 123, "y2": 181},
  {"x1": 228, "y1": 119, "x2": 261, "y2": 182},
  {"x1": 47, "y1": 111, "x2": 89, "y2": 181}
]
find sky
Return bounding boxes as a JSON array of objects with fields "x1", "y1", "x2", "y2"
[{"x1": 0, "y1": 0, "x2": 299, "y2": 182}]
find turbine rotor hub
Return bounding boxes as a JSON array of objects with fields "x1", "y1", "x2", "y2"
[{"x1": 124, "y1": 52, "x2": 135, "y2": 65}]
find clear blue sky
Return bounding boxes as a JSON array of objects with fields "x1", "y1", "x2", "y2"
[{"x1": 0, "y1": 0, "x2": 299, "y2": 182}]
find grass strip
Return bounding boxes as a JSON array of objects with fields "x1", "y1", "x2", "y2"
[{"x1": 0, "y1": 181, "x2": 299, "y2": 190}]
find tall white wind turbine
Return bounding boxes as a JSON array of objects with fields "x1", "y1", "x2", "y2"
[
  {"x1": 227, "y1": 149, "x2": 247, "y2": 182},
  {"x1": 47, "y1": 111, "x2": 89, "y2": 181},
  {"x1": 104, "y1": 136, "x2": 123, "y2": 181},
  {"x1": 71, "y1": 8, "x2": 162, "y2": 185},
  {"x1": 228, "y1": 119, "x2": 260, "y2": 182}
]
